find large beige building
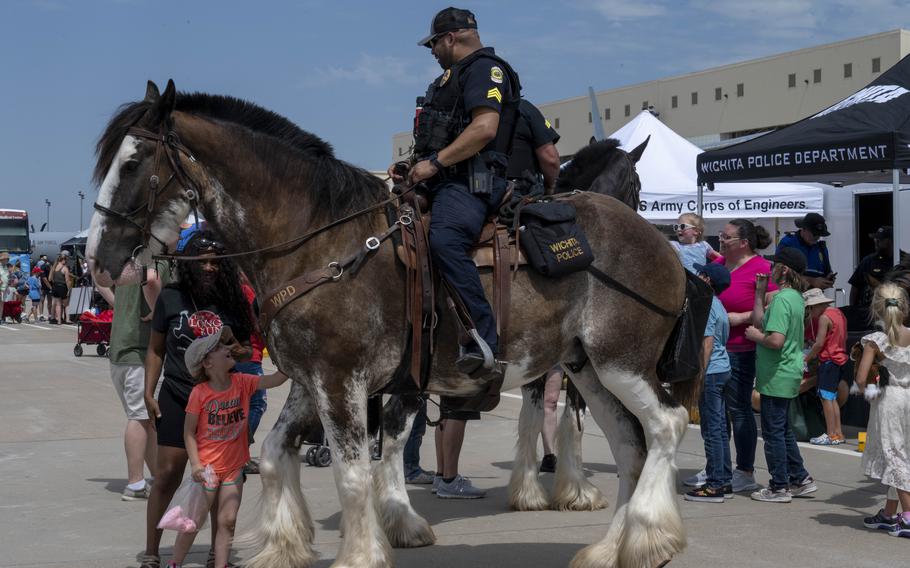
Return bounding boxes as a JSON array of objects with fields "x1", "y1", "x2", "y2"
[{"x1": 391, "y1": 29, "x2": 910, "y2": 160}]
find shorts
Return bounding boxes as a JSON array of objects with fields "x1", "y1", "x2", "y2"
[
  {"x1": 110, "y1": 363, "x2": 150, "y2": 420},
  {"x1": 439, "y1": 396, "x2": 480, "y2": 421},
  {"x1": 817, "y1": 360, "x2": 846, "y2": 401},
  {"x1": 51, "y1": 283, "x2": 68, "y2": 299},
  {"x1": 156, "y1": 384, "x2": 188, "y2": 449},
  {"x1": 204, "y1": 467, "x2": 245, "y2": 491}
]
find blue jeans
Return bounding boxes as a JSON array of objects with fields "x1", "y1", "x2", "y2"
[
  {"x1": 759, "y1": 394, "x2": 809, "y2": 490},
  {"x1": 699, "y1": 371, "x2": 732, "y2": 488},
  {"x1": 726, "y1": 350, "x2": 757, "y2": 473},
  {"x1": 403, "y1": 398, "x2": 428, "y2": 478},
  {"x1": 234, "y1": 361, "x2": 268, "y2": 443}
]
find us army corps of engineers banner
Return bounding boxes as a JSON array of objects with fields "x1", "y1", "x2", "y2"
[{"x1": 637, "y1": 185, "x2": 824, "y2": 220}]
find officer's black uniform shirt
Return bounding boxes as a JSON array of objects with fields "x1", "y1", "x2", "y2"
[
  {"x1": 849, "y1": 252, "x2": 894, "y2": 306},
  {"x1": 457, "y1": 47, "x2": 513, "y2": 121},
  {"x1": 506, "y1": 99, "x2": 560, "y2": 179}
]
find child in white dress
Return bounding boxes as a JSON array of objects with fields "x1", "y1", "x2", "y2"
[{"x1": 856, "y1": 283, "x2": 910, "y2": 537}]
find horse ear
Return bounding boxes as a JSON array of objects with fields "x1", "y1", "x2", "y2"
[
  {"x1": 589, "y1": 136, "x2": 597, "y2": 145},
  {"x1": 160, "y1": 79, "x2": 177, "y2": 114},
  {"x1": 144, "y1": 81, "x2": 160, "y2": 103},
  {"x1": 628, "y1": 135, "x2": 650, "y2": 163}
]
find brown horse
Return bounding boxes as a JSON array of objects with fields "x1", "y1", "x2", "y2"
[{"x1": 88, "y1": 80, "x2": 699, "y2": 568}]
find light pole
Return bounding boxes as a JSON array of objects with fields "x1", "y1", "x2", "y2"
[
  {"x1": 77, "y1": 191, "x2": 85, "y2": 231},
  {"x1": 45, "y1": 199, "x2": 51, "y2": 231}
]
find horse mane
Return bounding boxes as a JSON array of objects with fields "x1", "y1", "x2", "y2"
[
  {"x1": 94, "y1": 92, "x2": 386, "y2": 220},
  {"x1": 555, "y1": 138, "x2": 623, "y2": 192}
]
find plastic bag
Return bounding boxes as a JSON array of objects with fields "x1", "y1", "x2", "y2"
[{"x1": 157, "y1": 465, "x2": 215, "y2": 533}]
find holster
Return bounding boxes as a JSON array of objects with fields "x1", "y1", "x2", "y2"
[{"x1": 468, "y1": 154, "x2": 493, "y2": 196}]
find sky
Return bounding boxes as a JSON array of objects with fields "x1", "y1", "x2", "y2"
[{"x1": 0, "y1": 0, "x2": 907, "y2": 233}]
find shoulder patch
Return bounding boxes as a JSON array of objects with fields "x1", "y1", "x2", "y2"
[
  {"x1": 439, "y1": 69, "x2": 451, "y2": 86},
  {"x1": 490, "y1": 66, "x2": 503, "y2": 84},
  {"x1": 486, "y1": 87, "x2": 502, "y2": 103}
]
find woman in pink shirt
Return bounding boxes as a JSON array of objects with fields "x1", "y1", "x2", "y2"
[{"x1": 714, "y1": 220, "x2": 776, "y2": 493}]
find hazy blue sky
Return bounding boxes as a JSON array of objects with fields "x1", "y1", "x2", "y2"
[{"x1": 1, "y1": 0, "x2": 905, "y2": 232}]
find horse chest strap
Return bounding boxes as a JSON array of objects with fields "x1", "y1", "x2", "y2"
[{"x1": 259, "y1": 268, "x2": 336, "y2": 330}]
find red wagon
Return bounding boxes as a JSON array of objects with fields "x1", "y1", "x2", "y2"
[
  {"x1": 74, "y1": 313, "x2": 112, "y2": 357},
  {"x1": 2, "y1": 300, "x2": 23, "y2": 323}
]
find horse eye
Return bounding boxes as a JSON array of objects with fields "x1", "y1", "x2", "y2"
[{"x1": 123, "y1": 159, "x2": 140, "y2": 173}]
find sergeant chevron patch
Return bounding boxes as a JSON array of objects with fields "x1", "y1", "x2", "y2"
[{"x1": 486, "y1": 87, "x2": 502, "y2": 103}]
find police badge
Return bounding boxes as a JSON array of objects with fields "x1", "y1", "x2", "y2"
[
  {"x1": 490, "y1": 66, "x2": 503, "y2": 84},
  {"x1": 439, "y1": 69, "x2": 451, "y2": 86}
]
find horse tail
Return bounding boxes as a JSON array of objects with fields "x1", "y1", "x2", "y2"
[{"x1": 659, "y1": 272, "x2": 714, "y2": 410}]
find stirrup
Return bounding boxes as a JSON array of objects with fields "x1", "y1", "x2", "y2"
[{"x1": 461, "y1": 329, "x2": 495, "y2": 371}]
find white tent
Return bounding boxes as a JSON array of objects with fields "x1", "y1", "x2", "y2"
[{"x1": 608, "y1": 111, "x2": 824, "y2": 221}]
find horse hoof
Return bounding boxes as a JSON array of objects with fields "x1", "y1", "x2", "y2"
[{"x1": 551, "y1": 481, "x2": 608, "y2": 511}]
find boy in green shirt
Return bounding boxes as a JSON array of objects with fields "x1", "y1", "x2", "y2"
[{"x1": 745, "y1": 247, "x2": 817, "y2": 503}]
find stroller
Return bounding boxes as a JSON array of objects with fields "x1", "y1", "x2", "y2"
[{"x1": 73, "y1": 287, "x2": 113, "y2": 357}]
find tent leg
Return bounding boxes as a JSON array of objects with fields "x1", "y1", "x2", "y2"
[
  {"x1": 894, "y1": 169, "x2": 901, "y2": 263},
  {"x1": 697, "y1": 184, "x2": 704, "y2": 217}
]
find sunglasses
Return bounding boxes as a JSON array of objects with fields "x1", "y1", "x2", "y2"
[
  {"x1": 673, "y1": 223, "x2": 697, "y2": 232},
  {"x1": 428, "y1": 31, "x2": 453, "y2": 49},
  {"x1": 188, "y1": 237, "x2": 225, "y2": 254},
  {"x1": 718, "y1": 232, "x2": 743, "y2": 242}
]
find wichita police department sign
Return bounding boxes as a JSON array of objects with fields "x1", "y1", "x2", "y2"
[{"x1": 697, "y1": 55, "x2": 910, "y2": 185}]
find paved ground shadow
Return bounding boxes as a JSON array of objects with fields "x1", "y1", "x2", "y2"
[{"x1": 311, "y1": 541, "x2": 587, "y2": 568}]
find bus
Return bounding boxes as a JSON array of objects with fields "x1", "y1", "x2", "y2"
[{"x1": 0, "y1": 209, "x2": 31, "y2": 272}]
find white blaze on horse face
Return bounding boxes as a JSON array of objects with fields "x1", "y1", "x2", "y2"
[{"x1": 86, "y1": 135, "x2": 140, "y2": 276}]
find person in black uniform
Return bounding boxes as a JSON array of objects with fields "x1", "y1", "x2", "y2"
[
  {"x1": 388, "y1": 7, "x2": 521, "y2": 379},
  {"x1": 507, "y1": 99, "x2": 560, "y2": 195},
  {"x1": 849, "y1": 225, "x2": 894, "y2": 307}
]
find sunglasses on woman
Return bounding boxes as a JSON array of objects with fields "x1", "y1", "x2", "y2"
[{"x1": 717, "y1": 232, "x2": 743, "y2": 242}]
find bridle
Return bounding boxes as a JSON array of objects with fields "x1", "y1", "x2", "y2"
[{"x1": 92, "y1": 124, "x2": 201, "y2": 259}]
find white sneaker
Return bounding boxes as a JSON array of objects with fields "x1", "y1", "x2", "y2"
[
  {"x1": 683, "y1": 469, "x2": 707, "y2": 488},
  {"x1": 750, "y1": 487, "x2": 791, "y2": 503},
  {"x1": 732, "y1": 469, "x2": 758, "y2": 492}
]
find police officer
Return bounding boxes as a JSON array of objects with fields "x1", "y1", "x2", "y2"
[
  {"x1": 507, "y1": 99, "x2": 560, "y2": 196},
  {"x1": 849, "y1": 225, "x2": 893, "y2": 306},
  {"x1": 776, "y1": 212, "x2": 835, "y2": 290},
  {"x1": 389, "y1": 7, "x2": 521, "y2": 378}
]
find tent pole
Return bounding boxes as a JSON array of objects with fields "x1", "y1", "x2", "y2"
[
  {"x1": 894, "y1": 168, "x2": 901, "y2": 263},
  {"x1": 697, "y1": 183, "x2": 704, "y2": 217}
]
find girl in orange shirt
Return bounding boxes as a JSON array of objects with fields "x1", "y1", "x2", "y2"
[{"x1": 167, "y1": 328, "x2": 288, "y2": 568}]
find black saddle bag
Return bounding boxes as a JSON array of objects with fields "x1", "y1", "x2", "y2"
[
  {"x1": 519, "y1": 201, "x2": 594, "y2": 277},
  {"x1": 656, "y1": 271, "x2": 714, "y2": 383}
]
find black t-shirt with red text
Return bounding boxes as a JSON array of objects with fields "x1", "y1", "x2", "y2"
[{"x1": 152, "y1": 286, "x2": 248, "y2": 401}]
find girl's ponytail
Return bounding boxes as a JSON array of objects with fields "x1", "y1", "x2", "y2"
[{"x1": 872, "y1": 283, "x2": 909, "y2": 346}]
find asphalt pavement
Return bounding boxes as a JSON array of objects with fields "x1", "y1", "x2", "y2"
[{"x1": 0, "y1": 321, "x2": 905, "y2": 567}]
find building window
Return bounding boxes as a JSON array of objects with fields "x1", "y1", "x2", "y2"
[
  {"x1": 624, "y1": 104, "x2": 630, "y2": 117},
  {"x1": 844, "y1": 63, "x2": 853, "y2": 78},
  {"x1": 604, "y1": 108, "x2": 611, "y2": 120},
  {"x1": 671, "y1": 95, "x2": 678, "y2": 108},
  {"x1": 691, "y1": 91, "x2": 698, "y2": 105},
  {"x1": 715, "y1": 87, "x2": 722, "y2": 101},
  {"x1": 398, "y1": 147, "x2": 403, "y2": 156},
  {"x1": 788, "y1": 73, "x2": 796, "y2": 88},
  {"x1": 873, "y1": 57, "x2": 881, "y2": 73},
  {"x1": 642, "y1": 101, "x2": 648, "y2": 110},
  {"x1": 554, "y1": 117, "x2": 560, "y2": 129},
  {"x1": 813, "y1": 69, "x2": 821, "y2": 83},
  {"x1": 588, "y1": 111, "x2": 592, "y2": 123},
  {"x1": 736, "y1": 83, "x2": 744, "y2": 97}
]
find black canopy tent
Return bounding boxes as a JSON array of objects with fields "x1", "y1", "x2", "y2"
[{"x1": 696, "y1": 53, "x2": 910, "y2": 262}]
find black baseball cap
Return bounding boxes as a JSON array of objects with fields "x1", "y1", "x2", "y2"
[
  {"x1": 794, "y1": 212, "x2": 830, "y2": 237},
  {"x1": 693, "y1": 263, "x2": 731, "y2": 294},
  {"x1": 772, "y1": 247, "x2": 807, "y2": 274},
  {"x1": 418, "y1": 7, "x2": 477, "y2": 47},
  {"x1": 870, "y1": 226, "x2": 893, "y2": 240}
]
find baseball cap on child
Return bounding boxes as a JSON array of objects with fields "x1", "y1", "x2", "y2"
[{"x1": 184, "y1": 327, "x2": 224, "y2": 379}]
